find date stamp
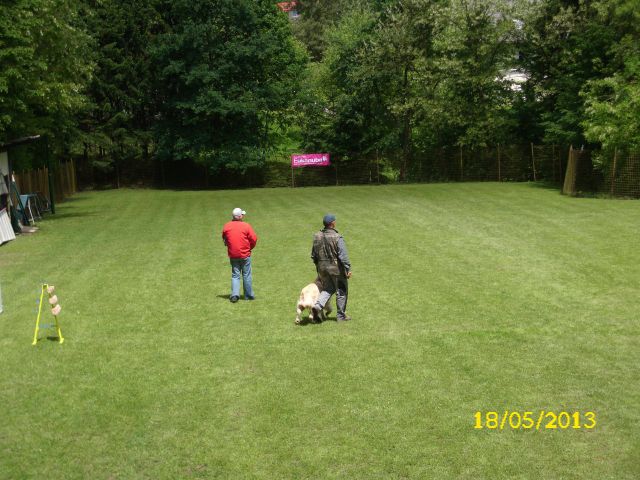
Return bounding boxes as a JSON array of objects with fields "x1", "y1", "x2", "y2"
[{"x1": 474, "y1": 411, "x2": 596, "y2": 430}]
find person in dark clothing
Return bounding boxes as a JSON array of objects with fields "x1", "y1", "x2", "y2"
[{"x1": 311, "y1": 214, "x2": 352, "y2": 322}]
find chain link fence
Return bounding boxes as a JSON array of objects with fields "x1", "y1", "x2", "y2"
[
  {"x1": 247, "y1": 144, "x2": 568, "y2": 188},
  {"x1": 39, "y1": 143, "x2": 640, "y2": 199},
  {"x1": 601, "y1": 150, "x2": 640, "y2": 198}
]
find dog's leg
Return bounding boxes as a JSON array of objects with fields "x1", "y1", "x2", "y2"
[{"x1": 296, "y1": 304, "x2": 303, "y2": 324}]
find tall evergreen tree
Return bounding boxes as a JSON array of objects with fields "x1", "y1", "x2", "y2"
[
  {"x1": 152, "y1": 0, "x2": 306, "y2": 170},
  {"x1": 80, "y1": 0, "x2": 163, "y2": 183}
]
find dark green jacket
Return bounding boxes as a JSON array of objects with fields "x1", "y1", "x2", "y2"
[{"x1": 311, "y1": 228, "x2": 351, "y2": 276}]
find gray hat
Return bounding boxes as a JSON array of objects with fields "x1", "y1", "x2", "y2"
[
  {"x1": 232, "y1": 208, "x2": 246, "y2": 218},
  {"x1": 323, "y1": 214, "x2": 336, "y2": 226}
]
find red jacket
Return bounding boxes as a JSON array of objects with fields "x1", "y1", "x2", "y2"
[{"x1": 222, "y1": 220, "x2": 258, "y2": 259}]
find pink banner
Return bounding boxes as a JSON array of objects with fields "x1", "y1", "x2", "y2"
[{"x1": 291, "y1": 153, "x2": 331, "y2": 168}]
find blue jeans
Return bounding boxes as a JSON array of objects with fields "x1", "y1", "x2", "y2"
[{"x1": 230, "y1": 257, "x2": 254, "y2": 299}]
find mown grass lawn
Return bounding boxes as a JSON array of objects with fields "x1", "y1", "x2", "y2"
[{"x1": 1, "y1": 183, "x2": 638, "y2": 479}]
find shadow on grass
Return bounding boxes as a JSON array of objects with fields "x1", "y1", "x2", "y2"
[
  {"x1": 295, "y1": 316, "x2": 339, "y2": 326},
  {"x1": 215, "y1": 294, "x2": 255, "y2": 301},
  {"x1": 48, "y1": 211, "x2": 99, "y2": 220},
  {"x1": 525, "y1": 181, "x2": 563, "y2": 192},
  {"x1": 58, "y1": 195, "x2": 89, "y2": 203},
  {"x1": 32, "y1": 336, "x2": 62, "y2": 344}
]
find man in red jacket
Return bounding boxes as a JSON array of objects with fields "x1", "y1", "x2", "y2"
[{"x1": 222, "y1": 208, "x2": 258, "y2": 302}]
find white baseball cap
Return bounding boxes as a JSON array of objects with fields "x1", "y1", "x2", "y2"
[{"x1": 232, "y1": 208, "x2": 246, "y2": 217}]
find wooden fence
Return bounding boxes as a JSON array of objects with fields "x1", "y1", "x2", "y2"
[{"x1": 14, "y1": 160, "x2": 77, "y2": 203}]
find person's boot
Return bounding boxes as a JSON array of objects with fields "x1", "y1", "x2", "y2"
[{"x1": 311, "y1": 305, "x2": 323, "y2": 323}]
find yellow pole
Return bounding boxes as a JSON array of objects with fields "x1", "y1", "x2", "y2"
[
  {"x1": 32, "y1": 285, "x2": 46, "y2": 345},
  {"x1": 53, "y1": 313, "x2": 64, "y2": 344}
]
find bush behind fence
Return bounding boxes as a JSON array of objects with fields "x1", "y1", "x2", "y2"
[
  {"x1": 13, "y1": 145, "x2": 640, "y2": 199},
  {"x1": 219, "y1": 144, "x2": 568, "y2": 188}
]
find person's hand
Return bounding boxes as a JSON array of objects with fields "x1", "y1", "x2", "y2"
[{"x1": 346, "y1": 271, "x2": 352, "y2": 279}]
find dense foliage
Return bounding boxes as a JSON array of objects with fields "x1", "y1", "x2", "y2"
[
  {"x1": 0, "y1": 0, "x2": 637, "y2": 182},
  {"x1": 0, "y1": 0, "x2": 92, "y2": 148},
  {"x1": 151, "y1": 0, "x2": 306, "y2": 170}
]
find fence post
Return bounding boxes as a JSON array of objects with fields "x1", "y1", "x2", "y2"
[
  {"x1": 376, "y1": 149, "x2": 380, "y2": 184},
  {"x1": 66, "y1": 163, "x2": 70, "y2": 195},
  {"x1": 72, "y1": 159, "x2": 77, "y2": 194},
  {"x1": 562, "y1": 145, "x2": 576, "y2": 195},
  {"x1": 610, "y1": 147, "x2": 618, "y2": 196},
  {"x1": 530, "y1": 142, "x2": 537, "y2": 181},
  {"x1": 497, "y1": 144, "x2": 501, "y2": 181},
  {"x1": 459, "y1": 145, "x2": 464, "y2": 181},
  {"x1": 71, "y1": 160, "x2": 78, "y2": 193},
  {"x1": 68, "y1": 161, "x2": 73, "y2": 195},
  {"x1": 45, "y1": 136, "x2": 56, "y2": 214},
  {"x1": 44, "y1": 166, "x2": 49, "y2": 199},
  {"x1": 291, "y1": 165, "x2": 294, "y2": 188},
  {"x1": 552, "y1": 144, "x2": 556, "y2": 183}
]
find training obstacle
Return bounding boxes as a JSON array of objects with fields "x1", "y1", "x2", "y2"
[{"x1": 32, "y1": 284, "x2": 64, "y2": 345}]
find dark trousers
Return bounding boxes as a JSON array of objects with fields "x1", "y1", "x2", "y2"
[{"x1": 316, "y1": 271, "x2": 348, "y2": 319}]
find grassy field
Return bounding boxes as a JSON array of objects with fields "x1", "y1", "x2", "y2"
[{"x1": 1, "y1": 183, "x2": 638, "y2": 479}]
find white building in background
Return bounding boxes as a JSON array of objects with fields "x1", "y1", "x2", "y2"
[{"x1": 501, "y1": 68, "x2": 529, "y2": 91}]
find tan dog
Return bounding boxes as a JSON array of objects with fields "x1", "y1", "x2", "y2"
[{"x1": 295, "y1": 279, "x2": 332, "y2": 324}]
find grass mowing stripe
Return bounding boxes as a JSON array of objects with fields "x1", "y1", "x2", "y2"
[{"x1": 0, "y1": 183, "x2": 638, "y2": 479}]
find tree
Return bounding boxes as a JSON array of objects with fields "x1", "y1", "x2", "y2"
[
  {"x1": 151, "y1": 0, "x2": 306, "y2": 170},
  {"x1": 366, "y1": 0, "x2": 445, "y2": 177},
  {"x1": 300, "y1": 0, "x2": 445, "y2": 178},
  {"x1": 79, "y1": 0, "x2": 163, "y2": 185},
  {"x1": 293, "y1": 0, "x2": 357, "y2": 61},
  {"x1": 518, "y1": 0, "x2": 617, "y2": 146},
  {"x1": 432, "y1": 0, "x2": 521, "y2": 147},
  {"x1": 301, "y1": 0, "x2": 522, "y2": 174},
  {"x1": 298, "y1": 4, "x2": 381, "y2": 158},
  {"x1": 0, "y1": 0, "x2": 93, "y2": 146},
  {"x1": 581, "y1": 0, "x2": 640, "y2": 149}
]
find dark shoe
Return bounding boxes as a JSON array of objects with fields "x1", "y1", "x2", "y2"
[
  {"x1": 245, "y1": 296, "x2": 255, "y2": 300},
  {"x1": 336, "y1": 315, "x2": 351, "y2": 322},
  {"x1": 230, "y1": 296, "x2": 239, "y2": 303}
]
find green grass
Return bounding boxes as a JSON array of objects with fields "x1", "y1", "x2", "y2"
[{"x1": 1, "y1": 183, "x2": 638, "y2": 479}]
